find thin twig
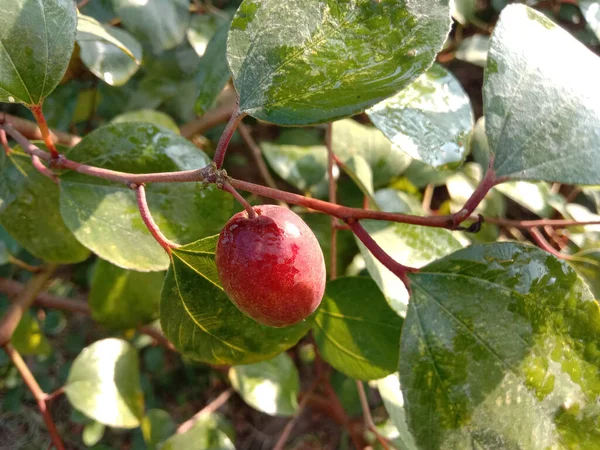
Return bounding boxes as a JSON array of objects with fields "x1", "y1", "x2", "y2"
[
  {"x1": 0, "y1": 127, "x2": 12, "y2": 154},
  {"x1": 212, "y1": 106, "x2": 246, "y2": 169},
  {"x1": 135, "y1": 184, "x2": 180, "y2": 255},
  {"x1": 221, "y1": 182, "x2": 256, "y2": 218},
  {"x1": 481, "y1": 216, "x2": 600, "y2": 229},
  {"x1": 326, "y1": 123, "x2": 338, "y2": 280},
  {"x1": 31, "y1": 155, "x2": 58, "y2": 183},
  {"x1": 45, "y1": 387, "x2": 65, "y2": 402},
  {"x1": 7, "y1": 256, "x2": 41, "y2": 273},
  {"x1": 356, "y1": 381, "x2": 396, "y2": 450},
  {"x1": 273, "y1": 381, "x2": 319, "y2": 450},
  {"x1": 529, "y1": 227, "x2": 576, "y2": 261},
  {"x1": 177, "y1": 388, "x2": 234, "y2": 434},
  {"x1": 3, "y1": 344, "x2": 65, "y2": 450},
  {"x1": 422, "y1": 184, "x2": 434, "y2": 213},
  {"x1": 179, "y1": 92, "x2": 237, "y2": 139},
  {"x1": 347, "y1": 219, "x2": 417, "y2": 292},
  {"x1": 0, "y1": 265, "x2": 56, "y2": 346},
  {"x1": 237, "y1": 123, "x2": 281, "y2": 193}
]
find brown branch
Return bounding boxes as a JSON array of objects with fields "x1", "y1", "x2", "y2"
[
  {"x1": 529, "y1": 227, "x2": 576, "y2": 261},
  {"x1": 0, "y1": 127, "x2": 12, "y2": 154},
  {"x1": 135, "y1": 184, "x2": 180, "y2": 255},
  {"x1": 0, "y1": 277, "x2": 175, "y2": 350},
  {"x1": 0, "y1": 265, "x2": 56, "y2": 346},
  {"x1": 179, "y1": 94, "x2": 238, "y2": 139},
  {"x1": 212, "y1": 106, "x2": 245, "y2": 169},
  {"x1": 3, "y1": 343, "x2": 65, "y2": 450},
  {"x1": 177, "y1": 388, "x2": 234, "y2": 434},
  {"x1": 272, "y1": 381, "x2": 318, "y2": 450},
  {"x1": 7, "y1": 256, "x2": 42, "y2": 273},
  {"x1": 356, "y1": 381, "x2": 396, "y2": 450},
  {"x1": 482, "y1": 216, "x2": 600, "y2": 229},
  {"x1": 237, "y1": 122, "x2": 281, "y2": 193},
  {"x1": 0, "y1": 112, "x2": 81, "y2": 147}
]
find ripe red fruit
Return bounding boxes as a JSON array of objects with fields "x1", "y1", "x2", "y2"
[{"x1": 215, "y1": 205, "x2": 326, "y2": 328}]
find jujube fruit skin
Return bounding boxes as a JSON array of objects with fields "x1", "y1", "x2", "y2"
[{"x1": 215, "y1": 205, "x2": 326, "y2": 328}]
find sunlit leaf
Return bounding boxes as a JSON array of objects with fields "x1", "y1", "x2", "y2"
[
  {"x1": 228, "y1": 0, "x2": 451, "y2": 125},
  {"x1": 111, "y1": 109, "x2": 179, "y2": 134},
  {"x1": 401, "y1": 242, "x2": 600, "y2": 449},
  {"x1": 367, "y1": 64, "x2": 473, "y2": 168},
  {"x1": 65, "y1": 338, "x2": 144, "y2": 428},
  {"x1": 376, "y1": 374, "x2": 419, "y2": 450},
  {"x1": 229, "y1": 352, "x2": 299, "y2": 417},
  {"x1": 195, "y1": 23, "x2": 231, "y2": 115},
  {"x1": 161, "y1": 413, "x2": 235, "y2": 450},
  {"x1": 485, "y1": 5, "x2": 600, "y2": 184},
  {"x1": 141, "y1": 409, "x2": 176, "y2": 450},
  {"x1": 12, "y1": 311, "x2": 51, "y2": 356},
  {"x1": 454, "y1": 34, "x2": 489, "y2": 68},
  {"x1": 580, "y1": 1, "x2": 600, "y2": 40}
]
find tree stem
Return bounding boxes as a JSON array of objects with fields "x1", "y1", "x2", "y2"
[
  {"x1": 3, "y1": 344, "x2": 65, "y2": 450},
  {"x1": 212, "y1": 106, "x2": 245, "y2": 169},
  {"x1": 30, "y1": 105, "x2": 59, "y2": 159},
  {"x1": 177, "y1": 388, "x2": 234, "y2": 434},
  {"x1": 135, "y1": 184, "x2": 180, "y2": 255},
  {"x1": 326, "y1": 123, "x2": 338, "y2": 280}
]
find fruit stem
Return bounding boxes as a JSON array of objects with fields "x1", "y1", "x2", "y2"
[
  {"x1": 212, "y1": 103, "x2": 246, "y2": 169},
  {"x1": 221, "y1": 182, "x2": 256, "y2": 219},
  {"x1": 135, "y1": 184, "x2": 181, "y2": 255},
  {"x1": 347, "y1": 218, "x2": 417, "y2": 292}
]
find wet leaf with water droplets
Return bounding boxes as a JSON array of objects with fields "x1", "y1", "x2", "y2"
[
  {"x1": 367, "y1": 64, "x2": 474, "y2": 168},
  {"x1": 485, "y1": 5, "x2": 600, "y2": 184},
  {"x1": 160, "y1": 236, "x2": 312, "y2": 365},
  {"x1": 227, "y1": 0, "x2": 451, "y2": 125},
  {"x1": 401, "y1": 242, "x2": 600, "y2": 449}
]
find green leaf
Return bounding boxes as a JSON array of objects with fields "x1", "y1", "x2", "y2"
[
  {"x1": 0, "y1": 0, "x2": 76, "y2": 105},
  {"x1": 0, "y1": 225, "x2": 20, "y2": 266},
  {"x1": 356, "y1": 190, "x2": 463, "y2": 315},
  {"x1": 89, "y1": 259, "x2": 164, "y2": 330},
  {"x1": 227, "y1": 0, "x2": 451, "y2": 125},
  {"x1": 65, "y1": 338, "x2": 144, "y2": 428},
  {"x1": 59, "y1": 122, "x2": 232, "y2": 271},
  {"x1": 141, "y1": 409, "x2": 176, "y2": 450},
  {"x1": 229, "y1": 352, "x2": 299, "y2": 417},
  {"x1": 187, "y1": 11, "x2": 230, "y2": 57},
  {"x1": 78, "y1": 22, "x2": 143, "y2": 87},
  {"x1": 12, "y1": 311, "x2": 51, "y2": 356},
  {"x1": 400, "y1": 242, "x2": 600, "y2": 449},
  {"x1": 312, "y1": 277, "x2": 403, "y2": 381},
  {"x1": 76, "y1": 13, "x2": 140, "y2": 62},
  {"x1": 332, "y1": 119, "x2": 412, "y2": 188},
  {"x1": 82, "y1": 421, "x2": 105, "y2": 447},
  {"x1": 161, "y1": 413, "x2": 235, "y2": 450},
  {"x1": 261, "y1": 130, "x2": 328, "y2": 195},
  {"x1": 111, "y1": 109, "x2": 179, "y2": 134},
  {"x1": 112, "y1": 0, "x2": 190, "y2": 55},
  {"x1": 195, "y1": 23, "x2": 232, "y2": 116},
  {"x1": 0, "y1": 149, "x2": 90, "y2": 264},
  {"x1": 367, "y1": 64, "x2": 473, "y2": 168},
  {"x1": 160, "y1": 236, "x2": 312, "y2": 365},
  {"x1": 451, "y1": 0, "x2": 476, "y2": 26},
  {"x1": 376, "y1": 374, "x2": 419, "y2": 450},
  {"x1": 569, "y1": 248, "x2": 600, "y2": 299},
  {"x1": 580, "y1": 1, "x2": 600, "y2": 40},
  {"x1": 485, "y1": 5, "x2": 600, "y2": 184},
  {"x1": 494, "y1": 181, "x2": 563, "y2": 218}
]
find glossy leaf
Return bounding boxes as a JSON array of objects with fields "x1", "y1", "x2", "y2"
[
  {"x1": 161, "y1": 413, "x2": 235, "y2": 450},
  {"x1": 111, "y1": 109, "x2": 179, "y2": 134},
  {"x1": 160, "y1": 236, "x2": 312, "y2": 365},
  {"x1": 0, "y1": 149, "x2": 89, "y2": 264},
  {"x1": 229, "y1": 352, "x2": 299, "y2": 417},
  {"x1": 141, "y1": 409, "x2": 176, "y2": 450},
  {"x1": 494, "y1": 181, "x2": 562, "y2": 218},
  {"x1": 187, "y1": 11, "x2": 229, "y2": 57},
  {"x1": 12, "y1": 311, "x2": 51, "y2": 356},
  {"x1": 195, "y1": 23, "x2": 231, "y2": 115},
  {"x1": 367, "y1": 64, "x2": 473, "y2": 168},
  {"x1": 485, "y1": 5, "x2": 600, "y2": 184},
  {"x1": 401, "y1": 242, "x2": 600, "y2": 449},
  {"x1": 76, "y1": 13, "x2": 140, "y2": 62},
  {"x1": 312, "y1": 277, "x2": 403, "y2": 381},
  {"x1": 580, "y1": 1, "x2": 600, "y2": 40},
  {"x1": 356, "y1": 190, "x2": 463, "y2": 315},
  {"x1": 78, "y1": 23, "x2": 142, "y2": 86},
  {"x1": 59, "y1": 122, "x2": 232, "y2": 271},
  {"x1": 0, "y1": 0, "x2": 76, "y2": 105},
  {"x1": 228, "y1": 0, "x2": 451, "y2": 125},
  {"x1": 376, "y1": 374, "x2": 419, "y2": 450},
  {"x1": 65, "y1": 338, "x2": 144, "y2": 428},
  {"x1": 89, "y1": 259, "x2": 164, "y2": 330},
  {"x1": 112, "y1": 0, "x2": 190, "y2": 55}
]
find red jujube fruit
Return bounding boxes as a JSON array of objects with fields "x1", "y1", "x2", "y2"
[{"x1": 215, "y1": 205, "x2": 326, "y2": 327}]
